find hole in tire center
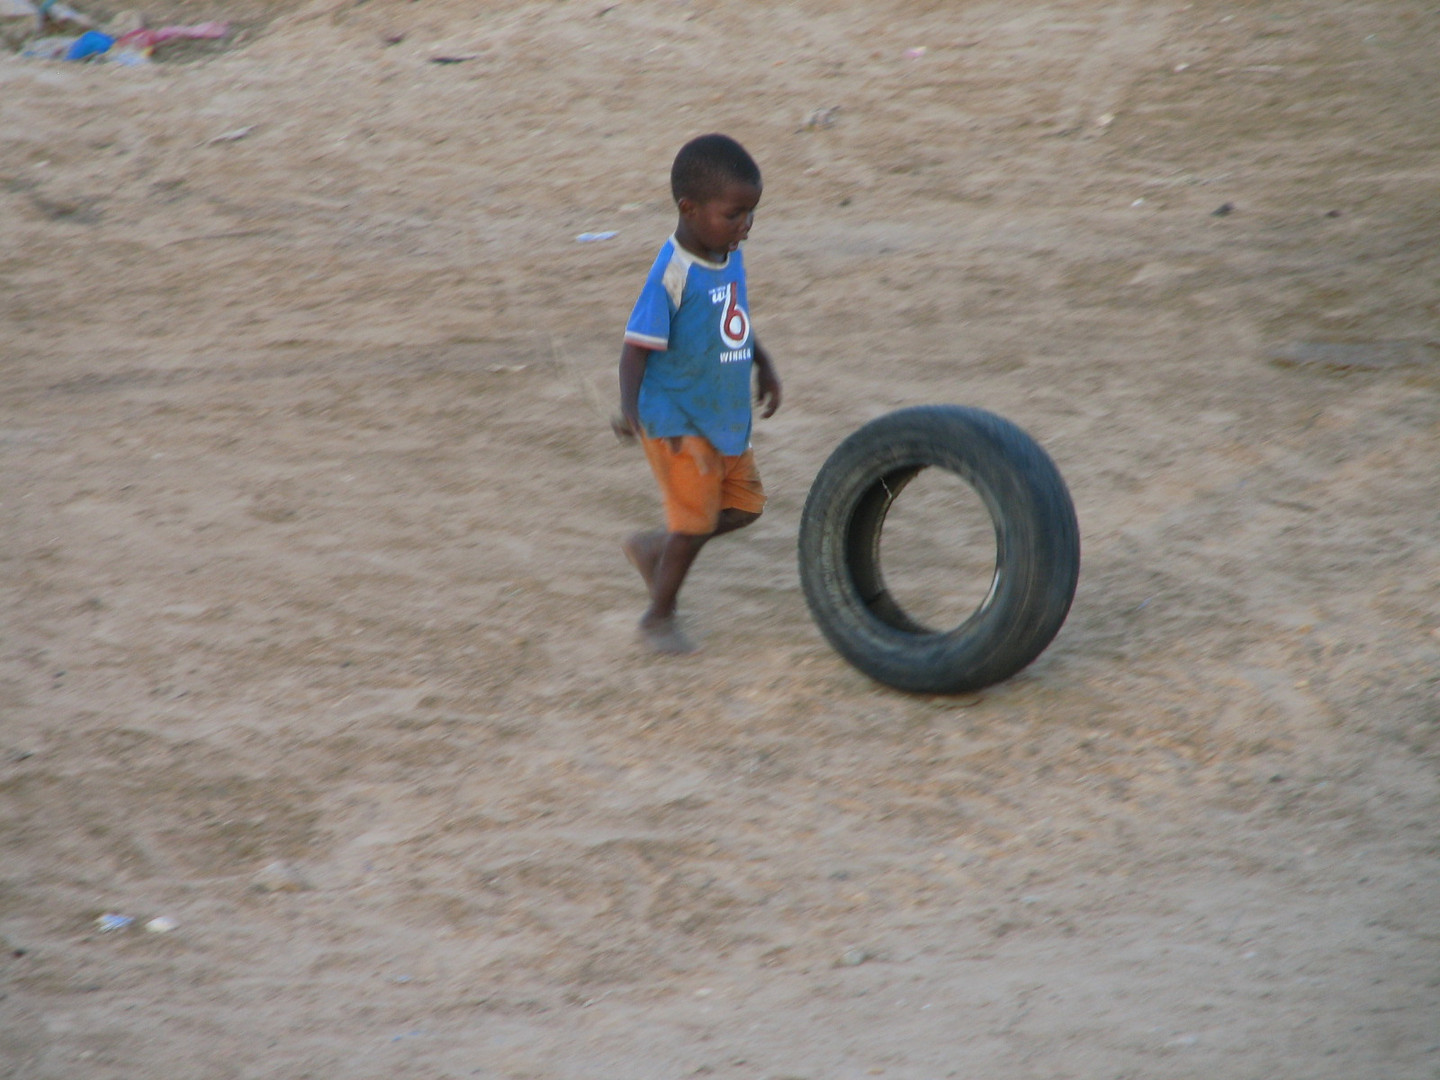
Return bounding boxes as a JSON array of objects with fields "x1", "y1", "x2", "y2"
[{"x1": 879, "y1": 466, "x2": 997, "y2": 632}]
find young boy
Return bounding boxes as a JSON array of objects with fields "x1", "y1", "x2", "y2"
[{"x1": 614, "y1": 133, "x2": 783, "y2": 655}]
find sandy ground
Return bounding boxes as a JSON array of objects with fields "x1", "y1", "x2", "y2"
[{"x1": 2, "y1": 1, "x2": 1439, "y2": 1076}]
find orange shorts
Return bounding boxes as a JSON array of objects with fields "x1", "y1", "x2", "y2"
[{"x1": 640, "y1": 434, "x2": 766, "y2": 536}]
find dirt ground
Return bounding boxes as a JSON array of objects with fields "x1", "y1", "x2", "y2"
[{"x1": 2, "y1": 0, "x2": 1438, "y2": 1076}]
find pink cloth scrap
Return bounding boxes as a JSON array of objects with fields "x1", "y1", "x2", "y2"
[{"x1": 116, "y1": 21, "x2": 229, "y2": 51}]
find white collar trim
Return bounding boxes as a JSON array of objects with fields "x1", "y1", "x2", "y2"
[{"x1": 670, "y1": 233, "x2": 731, "y2": 271}]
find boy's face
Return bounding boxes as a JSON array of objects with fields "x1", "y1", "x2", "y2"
[{"x1": 676, "y1": 179, "x2": 762, "y2": 261}]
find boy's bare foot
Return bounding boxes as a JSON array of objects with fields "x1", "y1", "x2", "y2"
[
  {"x1": 638, "y1": 614, "x2": 697, "y2": 655},
  {"x1": 623, "y1": 530, "x2": 665, "y2": 594}
]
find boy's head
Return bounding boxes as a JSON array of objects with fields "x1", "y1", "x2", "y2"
[
  {"x1": 670, "y1": 134, "x2": 762, "y2": 206},
  {"x1": 670, "y1": 134, "x2": 763, "y2": 261}
]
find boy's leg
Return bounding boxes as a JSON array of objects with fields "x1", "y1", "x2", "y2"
[
  {"x1": 639, "y1": 510, "x2": 758, "y2": 654},
  {"x1": 639, "y1": 531, "x2": 707, "y2": 652},
  {"x1": 623, "y1": 529, "x2": 666, "y2": 594},
  {"x1": 714, "y1": 506, "x2": 763, "y2": 536},
  {"x1": 626, "y1": 507, "x2": 754, "y2": 598},
  {"x1": 630, "y1": 437, "x2": 765, "y2": 654},
  {"x1": 645, "y1": 511, "x2": 759, "y2": 613},
  {"x1": 629, "y1": 436, "x2": 718, "y2": 653}
]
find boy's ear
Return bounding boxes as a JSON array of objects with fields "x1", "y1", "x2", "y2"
[{"x1": 676, "y1": 196, "x2": 698, "y2": 217}]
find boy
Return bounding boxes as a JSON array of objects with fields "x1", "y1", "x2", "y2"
[{"x1": 614, "y1": 133, "x2": 783, "y2": 655}]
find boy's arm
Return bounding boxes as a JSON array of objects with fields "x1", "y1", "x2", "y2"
[
  {"x1": 614, "y1": 341, "x2": 651, "y2": 439},
  {"x1": 753, "y1": 337, "x2": 782, "y2": 418}
]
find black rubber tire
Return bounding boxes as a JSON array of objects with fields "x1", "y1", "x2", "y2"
[{"x1": 798, "y1": 405, "x2": 1080, "y2": 694}]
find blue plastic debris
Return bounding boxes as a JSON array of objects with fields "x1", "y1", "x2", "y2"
[{"x1": 65, "y1": 30, "x2": 114, "y2": 60}]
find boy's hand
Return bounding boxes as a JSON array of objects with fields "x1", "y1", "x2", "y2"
[
  {"x1": 611, "y1": 411, "x2": 639, "y2": 441},
  {"x1": 754, "y1": 343, "x2": 782, "y2": 418},
  {"x1": 756, "y1": 368, "x2": 782, "y2": 418}
]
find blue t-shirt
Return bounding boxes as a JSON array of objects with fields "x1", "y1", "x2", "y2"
[{"x1": 623, "y1": 236, "x2": 755, "y2": 456}]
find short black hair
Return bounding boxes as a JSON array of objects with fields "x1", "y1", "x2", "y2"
[{"x1": 670, "y1": 134, "x2": 762, "y2": 204}]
